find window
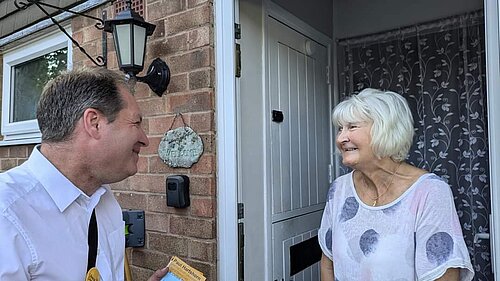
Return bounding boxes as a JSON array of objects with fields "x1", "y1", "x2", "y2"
[{"x1": 1, "y1": 28, "x2": 72, "y2": 144}]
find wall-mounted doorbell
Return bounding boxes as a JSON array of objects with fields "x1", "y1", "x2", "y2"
[{"x1": 166, "y1": 175, "x2": 190, "y2": 208}]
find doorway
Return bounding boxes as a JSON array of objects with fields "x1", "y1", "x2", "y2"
[
  {"x1": 230, "y1": 0, "x2": 498, "y2": 280},
  {"x1": 238, "y1": 1, "x2": 332, "y2": 280}
]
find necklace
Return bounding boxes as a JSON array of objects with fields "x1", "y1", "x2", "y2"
[{"x1": 366, "y1": 162, "x2": 403, "y2": 207}]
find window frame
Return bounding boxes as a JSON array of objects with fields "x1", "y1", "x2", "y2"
[{"x1": 1, "y1": 27, "x2": 72, "y2": 145}]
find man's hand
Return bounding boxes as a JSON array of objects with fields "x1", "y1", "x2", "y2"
[{"x1": 147, "y1": 266, "x2": 169, "y2": 281}]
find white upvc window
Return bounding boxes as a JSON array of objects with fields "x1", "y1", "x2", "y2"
[{"x1": 1, "y1": 28, "x2": 72, "y2": 145}]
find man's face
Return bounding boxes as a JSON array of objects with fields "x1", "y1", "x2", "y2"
[{"x1": 97, "y1": 86, "x2": 149, "y2": 183}]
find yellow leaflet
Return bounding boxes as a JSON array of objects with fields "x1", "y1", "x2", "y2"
[{"x1": 167, "y1": 256, "x2": 206, "y2": 281}]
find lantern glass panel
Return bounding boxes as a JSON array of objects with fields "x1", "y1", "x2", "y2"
[
  {"x1": 133, "y1": 25, "x2": 146, "y2": 67},
  {"x1": 116, "y1": 24, "x2": 132, "y2": 65}
]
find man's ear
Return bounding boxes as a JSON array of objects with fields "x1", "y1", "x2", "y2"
[{"x1": 82, "y1": 108, "x2": 102, "y2": 139}]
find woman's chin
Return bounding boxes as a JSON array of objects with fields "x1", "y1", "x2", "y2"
[{"x1": 342, "y1": 159, "x2": 358, "y2": 168}]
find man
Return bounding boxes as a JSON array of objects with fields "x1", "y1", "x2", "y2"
[{"x1": 0, "y1": 68, "x2": 168, "y2": 280}]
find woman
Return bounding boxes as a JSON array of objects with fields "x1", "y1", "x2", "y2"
[{"x1": 318, "y1": 89, "x2": 474, "y2": 280}]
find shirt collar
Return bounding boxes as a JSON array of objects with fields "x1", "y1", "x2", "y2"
[{"x1": 26, "y1": 145, "x2": 108, "y2": 212}]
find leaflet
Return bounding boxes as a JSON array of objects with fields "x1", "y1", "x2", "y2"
[{"x1": 161, "y1": 256, "x2": 206, "y2": 281}]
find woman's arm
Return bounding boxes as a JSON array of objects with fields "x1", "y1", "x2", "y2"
[
  {"x1": 320, "y1": 253, "x2": 334, "y2": 281},
  {"x1": 435, "y1": 268, "x2": 459, "y2": 281}
]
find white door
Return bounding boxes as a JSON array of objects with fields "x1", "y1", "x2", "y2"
[{"x1": 267, "y1": 16, "x2": 330, "y2": 281}]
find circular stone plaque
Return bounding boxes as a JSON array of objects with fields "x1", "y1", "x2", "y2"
[{"x1": 158, "y1": 126, "x2": 204, "y2": 168}]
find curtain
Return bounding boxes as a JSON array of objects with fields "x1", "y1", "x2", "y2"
[{"x1": 337, "y1": 11, "x2": 490, "y2": 280}]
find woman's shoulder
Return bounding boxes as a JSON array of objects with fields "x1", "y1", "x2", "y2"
[
  {"x1": 412, "y1": 172, "x2": 454, "y2": 199},
  {"x1": 327, "y1": 172, "x2": 354, "y2": 201}
]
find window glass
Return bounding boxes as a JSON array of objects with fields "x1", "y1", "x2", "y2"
[{"x1": 12, "y1": 48, "x2": 67, "y2": 122}]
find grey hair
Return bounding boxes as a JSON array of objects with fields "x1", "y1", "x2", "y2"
[
  {"x1": 332, "y1": 88, "x2": 414, "y2": 161},
  {"x1": 36, "y1": 67, "x2": 130, "y2": 142}
]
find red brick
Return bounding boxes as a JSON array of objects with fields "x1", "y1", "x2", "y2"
[
  {"x1": 73, "y1": 31, "x2": 83, "y2": 45},
  {"x1": 9, "y1": 146, "x2": 27, "y2": 158},
  {"x1": 27, "y1": 145, "x2": 36, "y2": 155},
  {"x1": 149, "y1": 115, "x2": 175, "y2": 135},
  {"x1": 149, "y1": 156, "x2": 190, "y2": 174},
  {"x1": 151, "y1": 20, "x2": 166, "y2": 40},
  {"x1": 189, "y1": 240, "x2": 215, "y2": 261},
  {"x1": 148, "y1": 232, "x2": 189, "y2": 256},
  {"x1": 188, "y1": 0, "x2": 212, "y2": 9},
  {"x1": 145, "y1": 212, "x2": 169, "y2": 232},
  {"x1": 170, "y1": 216, "x2": 215, "y2": 239},
  {"x1": 0, "y1": 147, "x2": 9, "y2": 157},
  {"x1": 188, "y1": 25, "x2": 211, "y2": 49},
  {"x1": 147, "y1": 194, "x2": 169, "y2": 212},
  {"x1": 190, "y1": 111, "x2": 213, "y2": 132},
  {"x1": 167, "y1": 91, "x2": 213, "y2": 113},
  {"x1": 137, "y1": 156, "x2": 149, "y2": 173},
  {"x1": 140, "y1": 136, "x2": 161, "y2": 156},
  {"x1": 148, "y1": 33, "x2": 188, "y2": 59},
  {"x1": 189, "y1": 176, "x2": 215, "y2": 196},
  {"x1": 199, "y1": 134, "x2": 214, "y2": 153},
  {"x1": 190, "y1": 154, "x2": 214, "y2": 174},
  {"x1": 147, "y1": 0, "x2": 185, "y2": 21},
  {"x1": 115, "y1": 192, "x2": 147, "y2": 209},
  {"x1": 110, "y1": 177, "x2": 131, "y2": 191},
  {"x1": 166, "y1": 74, "x2": 188, "y2": 94},
  {"x1": 138, "y1": 98, "x2": 167, "y2": 116},
  {"x1": 82, "y1": 26, "x2": 102, "y2": 43},
  {"x1": 147, "y1": 194, "x2": 190, "y2": 215},
  {"x1": 130, "y1": 266, "x2": 154, "y2": 281},
  {"x1": 165, "y1": 4, "x2": 212, "y2": 35},
  {"x1": 189, "y1": 68, "x2": 213, "y2": 90},
  {"x1": 185, "y1": 260, "x2": 217, "y2": 277},
  {"x1": 168, "y1": 48, "x2": 211, "y2": 74},
  {"x1": 133, "y1": 82, "x2": 152, "y2": 99},
  {"x1": 190, "y1": 197, "x2": 214, "y2": 218},
  {"x1": 130, "y1": 249, "x2": 169, "y2": 270},
  {"x1": 0, "y1": 159, "x2": 17, "y2": 171},
  {"x1": 106, "y1": 51, "x2": 119, "y2": 70},
  {"x1": 128, "y1": 174, "x2": 165, "y2": 193}
]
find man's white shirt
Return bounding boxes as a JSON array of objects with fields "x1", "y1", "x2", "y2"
[{"x1": 0, "y1": 146, "x2": 125, "y2": 281}]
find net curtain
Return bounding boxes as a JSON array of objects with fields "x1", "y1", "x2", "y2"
[{"x1": 337, "y1": 11, "x2": 490, "y2": 280}]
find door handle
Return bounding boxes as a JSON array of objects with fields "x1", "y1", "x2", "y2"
[{"x1": 474, "y1": 232, "x2": 490, "y2": 243}]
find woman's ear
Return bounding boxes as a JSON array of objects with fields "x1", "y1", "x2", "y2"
[{"x1": 82, "y1": 108, "x2": 102, "y2": 139}]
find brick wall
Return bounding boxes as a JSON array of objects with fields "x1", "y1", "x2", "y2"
[{"x1": 73, "y1": 0, "x2": 217, "y2": 280}]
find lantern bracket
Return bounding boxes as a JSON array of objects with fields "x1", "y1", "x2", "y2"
[
  {"x1": 134, "y1": 58, "x2": 171, "y2": 97},
  {"x1": 14, "y1": 0, "x2": 108, "y2": 67}
]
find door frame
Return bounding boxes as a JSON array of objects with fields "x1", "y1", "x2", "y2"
[
  {"x1": 215, "y1": 0, "x2": 238, "y2": 280},
  {"x1": 484, "y1": 0, "x2": 500, "y2": 278}
]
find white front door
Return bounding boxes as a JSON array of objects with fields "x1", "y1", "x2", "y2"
[{"x1": 267, "y1": 16, "x2": 331, "y2": 281}]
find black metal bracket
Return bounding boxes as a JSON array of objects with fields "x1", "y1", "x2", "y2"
[
  {"x1": 135, "y1": 58, "x2": 171, "y2": 97},
  {"x1": 14, "y1": 0, "x2": 108, "y2": 67}
]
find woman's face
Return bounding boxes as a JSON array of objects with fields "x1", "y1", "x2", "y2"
[{"x1": 336, "y1": 121, "x2": 375, "y2": 169}]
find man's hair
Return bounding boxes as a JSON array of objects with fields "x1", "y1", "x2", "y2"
[
  {"x1": 37, "y1": 67, "x2": 130, "y2": 142},
  {"x1": 332, "y1": 88, "x2": 415, "y2": 162}
]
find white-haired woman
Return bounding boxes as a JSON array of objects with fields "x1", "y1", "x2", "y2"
[{"x1": 318, "y1": 88, "x2": 474, "y2": 281}]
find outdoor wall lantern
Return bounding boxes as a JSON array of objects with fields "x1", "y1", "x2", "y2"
[
  {"x1": 14, "y1": 0, "x2": 170, "y2": 97},
  {"x1": 104, "y1": 0, "x2": 170, "y2": 96}
]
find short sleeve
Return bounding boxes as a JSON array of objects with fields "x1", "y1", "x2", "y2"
[
  {"x1": 414, "y1": 176, "x2": 474, "y2": 281},
  {"x1": 318, "y1": 182, "x2": 336, "y2": 260}
]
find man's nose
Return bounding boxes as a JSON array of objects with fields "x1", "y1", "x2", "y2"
[{"x1": 139, "y1": 129, "x2": 150, "y2": 147}]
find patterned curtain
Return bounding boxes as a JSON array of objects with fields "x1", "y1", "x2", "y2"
[{"x1": 337, "y1": 11, "x2": 491, "y2": 280}]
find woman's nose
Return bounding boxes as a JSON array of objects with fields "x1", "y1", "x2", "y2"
[{"x1": 337, "y1": 129, "x2": 349, "y2": 143}]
